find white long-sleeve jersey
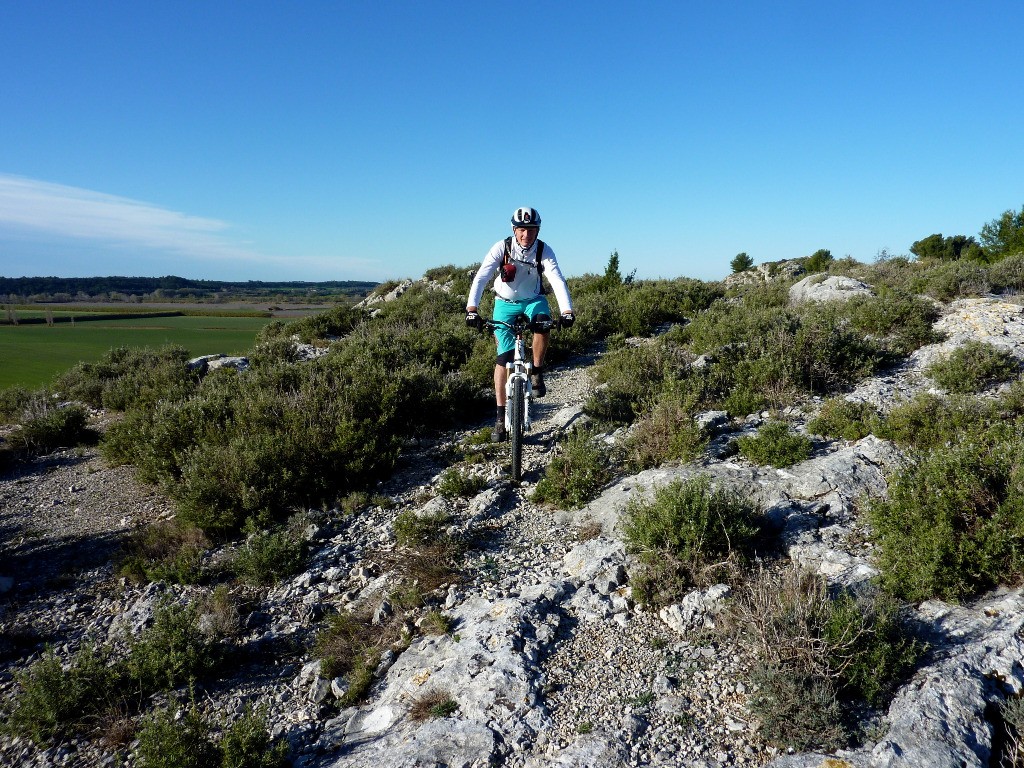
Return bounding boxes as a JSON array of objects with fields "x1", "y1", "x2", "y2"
[{"x1": 466, "y1": 238, "x2": 574, "y2": 313}]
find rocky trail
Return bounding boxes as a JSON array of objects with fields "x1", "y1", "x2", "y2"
[{"x1": 4, "y1": 295, "x2": 1024, "y2": 767}]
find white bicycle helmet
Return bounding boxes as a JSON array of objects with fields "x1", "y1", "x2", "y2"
[{"x1": 511, "y1": 207, "x2": 541, "y2": 229}]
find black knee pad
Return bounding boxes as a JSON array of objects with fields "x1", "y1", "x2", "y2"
[
  {"x1": 533, "y1": 313, "x2": 551, "y2": 322},
  {"x1": 496, "y1": 350, "x2": 515, "y2": 366}
]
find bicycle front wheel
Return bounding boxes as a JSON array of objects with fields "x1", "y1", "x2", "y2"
[{"x1": 510, "y1": 377, "x2": 525, "y2": 482}]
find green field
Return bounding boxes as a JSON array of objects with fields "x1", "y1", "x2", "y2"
[{"x1": 0, "y1": 314, "x2": 277, "y2": 390}]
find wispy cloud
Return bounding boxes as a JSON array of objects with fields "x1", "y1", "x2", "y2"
[
  {"x1": 0, "y1": 173, "x2": 259, "y2": 261},
  {"x1": 0, "y1": 173, "x2": 385, "y2": 279}
]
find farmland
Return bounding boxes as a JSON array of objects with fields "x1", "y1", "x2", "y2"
[{"x1": 0, "y1": 312, "x2": 278, "y2": 390}]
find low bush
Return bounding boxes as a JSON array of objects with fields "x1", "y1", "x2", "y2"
[
  {"x1": 230, "y1": 525, "x2": 306, "y2": 587},
  {"x1": 264, "y1": 304, "x2": 364, "y2": 344},
  {"x1": 7, "y1": 596, "x2": 226, "y2": 746},
  {"x1": 876, "y1": 392, "x2": 997, "y2": 450},
  {"x1": 393, "y1": 510, "x2": 451, "y2": 547},
  {"x1": 0, "y1": 385, "x2": 32, "y2": 423},
  {"x1": 868, "y1": 434, "x2": 1024, "y2": 602},
  {"x1": 737, "y1": 421, "x2": 813, "y2": 467},
  {"x1": 679, "y1": 294, "x2": 883, "y2": 415},
  {"x1": 134, "y1": 703, "x2": 219, "y2": 768},
  {"x1": 912, "y1": 259, "x2": 990, "y2": 301},
  {"x1": 436, "y1": 467, "x2": 486, "y2": 499},
  {"x1": 6, "y1": 643, "x2": 119, "y2": 743},
  {"x1": 997, "y1": 695, "x2": 1024, "y2": 768},
  {"x1": 8, "y1": 400, "x2": 94, "y2": 454},
  {"x1": 378, "y1": 542, "x2": 462, "y2": 605},
  {"x1": 119, "y1": 521, "x2": 209, "y2": 585},
  {"x1": 314, "y1": 609, "x2": 408, "y2": 707},
  {"x1": 532, "y1": 428, "x2": 613, "y2": 509},
  {"x1": 219, "y1": 705, "x2": 291, "y2": 768},
  {"x1": 807, "y1": 398, "x2": 881, "y2": 441},
  {"x1": 421, "y1": 610, "x2": 453, "y2": 636},
  {"x1": 54, "y1": 345, "x2": 197, "y2": 411},
  {"x1": 134, "y1": 702, "x2": 289, "y2": 768},
  {"x1": 843, "y1": 290, "x2": 941, "y2": 357},
  {"x1": 925, "y1": 340, "x2": 1019, "y2": 393},
  {"x1": 987, "y1": 254, "x2": 1024, "y2": 294},
  {"x1": 732, "y1": 567, "x2": 925, "y2": 750},
  {"x1": 623, "y1": 476, "x2": 763, "y2": 605},
  {"x1": 583, "y1": 341, "x2": 687, "y2": 426},
  {"x1": 622, "y1": 392, "x2": 708, "y2": 470},
  {"x1": 124, "y1": 600, "x2": 220, "y2": 693}
]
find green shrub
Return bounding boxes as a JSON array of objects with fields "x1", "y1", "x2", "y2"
[
  {"x1": 54, "y1": 345, "x2": 197, "y2": 411},
  {"x1": 623, "y1": 476, "x2": 762, "y2": 604},
  {"x1": 0, "y1": 385, "x2": 32, "y2": 423},
  {"x1": 622, "y1": 392, "x2": 708, "y2": 470},
  {"x1": 912, "y1": 259, "x2": 990, "y2": 301},
  {"x1": 734, "y1": 568, "x2": 924, "y2": 750},
  {"x1": 119, "y1": 521, "x2": 209, "y2": 585},
  {"x1": 231, "y1": 526, "x2": 306, "y2": 587},
  {"x1": 680, "y1": 296, "x2": 882, "y2": 414},
  {"x1": 220, "y1": 706, "x2": 290, "y2": 768},
  {"x1": 583, "y1": 341, "x2": 685, "y2": 426},
  {"x1": 925, "y1": 340, "x2": 1019, "y2": 393},
  {"x1": 134, "y1": 703, "x2": 219, "y2": 768},
  {"x1": 624, "y1": 475, "x2": 761, "y2": 563},
  {"x1": 135, "y1": 702, "x2": 291, "y2": 768},
  {"x1": 421, "y1": 610, "x2": 453, "y2": 636},
  {"x1": 868, "y1": 435, "x2": 1024, "y2": 602},
  {"x1": 247, "y1": 337, "x2": 302, "y2": 368},
  {"x1": 8, "y1": 400, "x2": 93, "y2": 453},
  {"x1": 532, "y1": 428, "x2": 613, "y2": 509},
  {"x1": 987, "y1": 253, "x2": 1024, "y2": 294},
  {"x1": 436, "y1": 467, "x2": 486, "y2": 499},
  {"x1": 843, "y1": 290, "x2": 941, "y2": 357},
  {"x1": 749, "y1": 667, "x2": 845, "y2": 751},
  {"x1": 876, "y1": 392, "x2": 997, "y2": 450},
  {"x1": 804, "y1": 248, "x2": 833, "y2": 274},
  {"x1": 100, "y1": 285, "x2": 486, "y2": 538},
  {"x1": 125, "y1": 600, "x2": 219, "y2": 692},
  {"x1": 313, "y1": 609, "x2": 407, "y2": 706},
  {"x1": 791, "y1": 304, "x2": 883, "y2": 393},
  {"x1": 393, "y1": 510, "x2": 451, "y2": 547},
  {"x1": 6, "y1": 644, "x2": 119, "y2": 743},
  {"x1": 807, "y1": 398, "x2": 881, "y2": 441},
  {"x1": 272, "y1": 304, "x2": 364, "y2": 344},
  {"x1": 737, "y1": 421, "x2": 813, "y2": 467}
]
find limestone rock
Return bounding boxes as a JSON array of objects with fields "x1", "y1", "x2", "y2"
[{"x1": 789, "y1": 274, "x2": 874, "y2": 304}]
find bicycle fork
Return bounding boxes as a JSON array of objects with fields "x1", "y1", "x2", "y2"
[{"x1": 505, "y1": 362, "x2": 534, "y2": 431}]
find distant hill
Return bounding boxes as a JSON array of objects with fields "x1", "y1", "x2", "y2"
[{"x1": 0, "y1": 275, "x2": 378, "y2": 303}]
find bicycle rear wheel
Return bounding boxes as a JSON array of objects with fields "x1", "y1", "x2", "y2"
[{"x1": 510, "y1": 377, "x2": 525, "y2": 482}]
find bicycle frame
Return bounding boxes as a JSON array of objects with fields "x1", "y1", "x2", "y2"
[{"x1": 482, "y1": 314, "x2": 556, "y2": 481}]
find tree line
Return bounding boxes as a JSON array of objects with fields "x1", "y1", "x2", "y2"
[
  {"x1": 0, "y1": 275, "x2": 378, "y2": 303},
  {"x1": 730, "y1": 203, "x2": 1024, "y2": 273}
]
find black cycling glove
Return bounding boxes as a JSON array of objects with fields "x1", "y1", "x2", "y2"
[
  {"x1": 560, "y1": 312, "x2": 575, "y2": 328},
  {"x1": 465, "y1": 311, "x2": 483, "y2": 329}
]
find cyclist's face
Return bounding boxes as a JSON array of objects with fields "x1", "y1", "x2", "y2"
[{"x1": 514, "y1": 227, "x2": 539, "y2": 249}]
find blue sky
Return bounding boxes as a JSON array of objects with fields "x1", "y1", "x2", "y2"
[{"x1": 1, "y1": 1, "x2": 1021, "y2": 284}]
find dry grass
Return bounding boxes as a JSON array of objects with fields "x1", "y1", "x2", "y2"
[
  {"x1": 409, "y1": 689, "x2": 458, "y2": 721},
  {"x1": 577, "y1": 520, "x2": 603, "y2": 541}
]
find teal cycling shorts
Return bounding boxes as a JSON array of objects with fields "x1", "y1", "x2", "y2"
[{"x1": 492, "y1": 296, "x2": 552, "y2": 356}]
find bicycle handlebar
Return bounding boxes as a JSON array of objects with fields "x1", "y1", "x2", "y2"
[{"x1": 480, "y1": 316, "x2": 559, "y2": 334}]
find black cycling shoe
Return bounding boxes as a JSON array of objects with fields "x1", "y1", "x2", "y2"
[
  {"x1": 531, "y1": 372, "x2": 546, "y2": 398},
  {"x1": 491, "y1": 420, "x2": 507, "y2": 442}
]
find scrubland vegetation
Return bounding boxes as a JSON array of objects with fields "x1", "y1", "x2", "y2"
[{"x1": 4, "y1": 204, "x2": 1024, "y2": 755}]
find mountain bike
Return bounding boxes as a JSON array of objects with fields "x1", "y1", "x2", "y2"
[{"x1": 481, "y1": 314, "x2": 557, "y2": 482}]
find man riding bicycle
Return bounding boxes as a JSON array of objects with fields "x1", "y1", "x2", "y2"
[{"x1": 465, "y1": 206, "x2": 575, "y2": 442}]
